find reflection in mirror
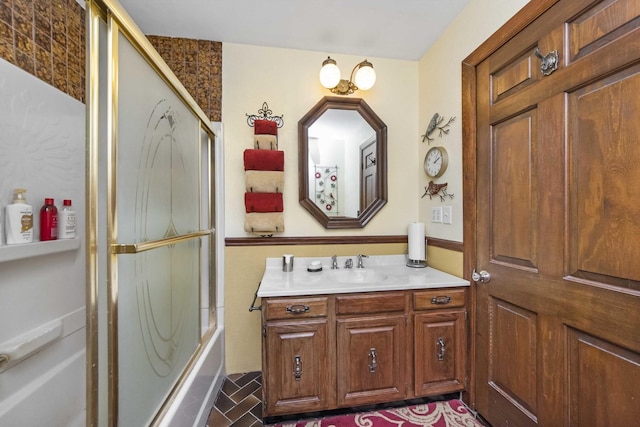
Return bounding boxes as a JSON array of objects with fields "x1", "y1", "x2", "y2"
[{"x1": 298, "y1": 97, "x2": 387, "y2": 228}]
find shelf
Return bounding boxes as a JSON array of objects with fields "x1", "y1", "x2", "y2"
[{"x1": 0, "y1": 238, "x2": 81, "y2": 263}]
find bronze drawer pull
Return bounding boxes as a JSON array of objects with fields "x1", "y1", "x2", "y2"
[
  {"x1": 368, "y1": 348, "x2": 378, "y2": 373},
  {"x1": 293, "y1": 355, "x2": 302, "y2": 380},
  {"x1": 431, "y1": 295, "x2": 452, "y2": 305},
  {"x1": 437, "y1": 337, "x2": 446, "y2": 361},
  {"x1": 286, "y1": 304, "x2": 310, "y2": 314}
]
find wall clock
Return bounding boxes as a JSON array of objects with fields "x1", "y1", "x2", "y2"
[{"x1": 424, "y1": 146, "x2": 449, "y2": 178}]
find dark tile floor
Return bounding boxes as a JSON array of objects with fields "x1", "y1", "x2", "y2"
[
  {"x1": 205, "y1": 372, "x2": 481, "y2": 427},
  {"x1": 207, "y1": 372, "x2": 264, "y2": 427}
]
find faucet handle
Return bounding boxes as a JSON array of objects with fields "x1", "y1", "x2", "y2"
[
  {"x1": 331, "y1": 255, "x2": 339, "y2": 269},
  {"x1": 357, "y1": 254, "x2": 369, "y2": 268}
]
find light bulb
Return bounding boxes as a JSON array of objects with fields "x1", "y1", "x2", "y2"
[
  {"x1": 319, "y1": 57, "x2": 341, "y2": 89},
  {"x1": 354, "y1": 62, "x2": 376, "y2": 90}
]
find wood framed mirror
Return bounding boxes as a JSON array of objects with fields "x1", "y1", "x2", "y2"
[{"x1": 298, "y1": 96, "x2": 387, "y2": 228}]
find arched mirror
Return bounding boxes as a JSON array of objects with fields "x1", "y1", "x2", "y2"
[{"x1": 298, "y1": 96, "x2": 387, "y2": 228}]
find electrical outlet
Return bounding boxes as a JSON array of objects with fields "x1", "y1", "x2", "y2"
[
  {"x1": 431, "y1": 206, "x2": 443, "y2": 223},
  {"x1": 442, "y1": 206, "x2": 452, "y2": 224}
]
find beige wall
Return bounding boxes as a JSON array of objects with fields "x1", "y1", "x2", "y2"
[
  {"x1": 221, "y1": 1, "x2": 532, "y2": 374},
  {"x1": 418, "y1": 0, "x2": 530, "y2": 242},
  {"x1": 222, "y1": 43, "x2": 420, "y2": 237}
]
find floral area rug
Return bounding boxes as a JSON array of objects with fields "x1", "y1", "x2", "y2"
[{"x1": 268, "y1": 399, "x2": 483, "y2": 427}]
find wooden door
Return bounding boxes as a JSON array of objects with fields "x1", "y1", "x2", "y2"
[
  {"x1": 336, "y1": 315, "x2": 406, "y2": 407},
  {"x1": 360, "y1": 138, "x2": 377, "y2": 213},
  {"x1": 263, "y1": 319, "x2": 332, "y2": 416},
  {"x1": 414, "y1": 310, "x2": 466, "y2": 397},
  {"x1": 466, "y1": 0, "x2": 640, "y2": 425}
]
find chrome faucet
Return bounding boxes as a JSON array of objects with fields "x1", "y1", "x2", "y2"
[
  {"x1": 331, "y1": 255, "x2": 339, "y2": 269},
  {"x1": 357, "y1": 254, "x2": 369, "y2": 268},
  {"x1": 344, "y1": 258, "x2": 353, "y2": 269}
]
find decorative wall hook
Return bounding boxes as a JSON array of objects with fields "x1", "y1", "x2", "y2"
[
  {"x1": 421, "y1": 180, "x2": 454, "y2": 201},
  {"x1": 421, "y1": 113, "x2": 455, "y2": 143},
  {"x1": 246, "y1": 102, "x2": 284, "y2": 128}
]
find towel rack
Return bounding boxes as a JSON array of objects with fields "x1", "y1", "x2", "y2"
[{"x1": 249, "y1": 282, "x2": 262, "y2": 312}]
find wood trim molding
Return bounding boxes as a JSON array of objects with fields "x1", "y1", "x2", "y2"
[{"x1": 225, "y1": 235, "x2": 463, "y2": 252}]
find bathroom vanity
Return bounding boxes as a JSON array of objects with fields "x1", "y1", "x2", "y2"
[{"x1": 257, "y1": 255, "x2": 470, "y2": 417}]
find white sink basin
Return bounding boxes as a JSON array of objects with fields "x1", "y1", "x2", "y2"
[{"x1": 328, "y1": 269, "x2": 388, "y2": 284}]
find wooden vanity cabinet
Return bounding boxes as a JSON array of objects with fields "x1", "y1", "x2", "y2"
[
  {"x1": 261, "y1": 297, "x2": 335, "y2": 416},
  {"x1": 261, "y1": 288, "x2": 468, "y2": 417},
  {"x1": 413, "y1": 289, "x2": 467, "y2": 396}
]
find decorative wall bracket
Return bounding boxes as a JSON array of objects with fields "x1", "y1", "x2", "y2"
[
  {"x1": 422, "y1": 180, "x2": 454, "y2": 201},
  {"x1": 246, "y1": 102, "x2": 284, "y2": 128},
  {"x1": 421, "y1": 113, "x2": 455, "y2": 143}
]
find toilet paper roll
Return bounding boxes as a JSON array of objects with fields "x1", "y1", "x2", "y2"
[{"x1": 408, "y1": 222, "x2": 426, "y2": 261}]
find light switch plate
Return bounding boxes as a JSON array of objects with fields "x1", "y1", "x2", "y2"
[
  {"x1": 443, "y1": 206, "x2": 452, "y2": 224},
  {"x1": 431, "y1": 206, "x2": 443, "y2": 223}
]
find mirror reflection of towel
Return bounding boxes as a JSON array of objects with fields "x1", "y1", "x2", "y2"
[
  {"x1": 254, "y1": 134, "x2": 278, "y2": 150},
  {"x1": 243, "y1": 149, "x2": 284, "y2": 171},
  {"x1": 244, "y1": 192, "x2": 283, "y2": 213},
  {"x1": 245, "y1": 170, "x2": 284, "y2": 193},
  {"x1": 254, "y1": 119, "x2": 278, "y2": 136},
  {"x1": 244, "y1": 212, "x2": 284, "y2": 234}
]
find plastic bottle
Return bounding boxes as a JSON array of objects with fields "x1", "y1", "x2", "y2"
[
  {"x1": 6, "y1": 188, "x2": 33, "y2": 244},
  {"x1": 40, "y1": 198, "x2": 58, "y2": 241},
  {"x1": 58, "y1": 199, "x2": 76, "y2": 239}
]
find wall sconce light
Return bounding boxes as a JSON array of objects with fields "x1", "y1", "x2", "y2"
[{"x1": 319, "y1": 56, "x2": 376, "y2": 96}]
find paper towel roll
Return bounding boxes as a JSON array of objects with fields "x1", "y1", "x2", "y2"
[{"x1": 408, "y1": 222, "x2": 426, "y2": 261}]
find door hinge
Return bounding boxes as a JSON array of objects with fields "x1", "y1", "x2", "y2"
[
  {"x1": 405, "y1": 383, "x2": 408, "y2": 394},
  {"x1": 464, "y1": 311, "x2": 468, "y2": 321},
  {"x1": 262, "y1": 326, "x2": 267, "y2": 337},
  {"x1": 405, "y1": 315, "x2": 408, "y2": 326},
  {"x1": 464, "y1": 376, "x2": 469, "y2": 388}
]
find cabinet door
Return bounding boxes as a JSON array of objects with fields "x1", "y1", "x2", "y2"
[
  {"x1": 414, "y1": 310, "x2": 466, "y2": 396},
  {"x1": 336, "y1": 315, "x2": 406, "y2": 407},
  {"x1": 263, "y1": 319, "x2": 332, "y2": 416}
]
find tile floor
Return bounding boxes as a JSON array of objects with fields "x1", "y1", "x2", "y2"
[
  {"x1": 206, "y1": 372, "x2": 476, "y2": 427},
  {"x1": 207, "y1": 372, "x2": 264, "y2": 427}
]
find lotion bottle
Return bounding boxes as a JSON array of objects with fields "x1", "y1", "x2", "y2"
[
  {"x1": 6, "y1": 188, "x2": 33, "y2": 244},
  {"x1": 58, "y1": 199, "x2": 76, "y2": 239}
]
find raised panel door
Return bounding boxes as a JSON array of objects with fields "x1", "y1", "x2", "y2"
[
  {"x1": 263, "y1": 319, "x2": 333, "y2": 416},
  {"x1": 336, "y1": 315, "x2": 406, "y2": 407},
  {"x1": 414, "y1": 310, "x2": 466, "y2": 396},
  {"x1": 471, "y1": 0, "x2": 640, "y2": 426}
]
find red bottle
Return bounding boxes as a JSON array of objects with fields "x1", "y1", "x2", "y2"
[{"x1": 40, "y1": 198, "x2": 58, "y2": 241}]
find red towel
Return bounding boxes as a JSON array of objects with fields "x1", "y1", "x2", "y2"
[
  {"x1": 245, "y1": 192, "x2": 283, "y2": 213},
  {"x1": 244, "y1": 149, "x2": 284, "y2": 171},
  {"x1": 254, "y1": 119, "x2": 278, "y2": 136}
]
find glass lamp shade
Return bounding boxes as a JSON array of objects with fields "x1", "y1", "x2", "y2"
[
  {"x1": 354, "y1": 62, "x2": 376, "y2": 90},
  {"x1": 319, "y1": 59, "x2": 341, "y2": 89}
]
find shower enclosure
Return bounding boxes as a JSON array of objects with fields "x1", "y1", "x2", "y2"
[{"x1": 86, "y1": 0, "x2": 220, "y2": 425}]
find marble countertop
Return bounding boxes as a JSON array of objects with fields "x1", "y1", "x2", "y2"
[{"x1": 257, "y1": 254, "x2": 470, "y2": 297}]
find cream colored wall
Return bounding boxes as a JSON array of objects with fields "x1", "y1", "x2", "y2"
[
  {"x1": 222, "y1": 1, "x2": 531, "y2": 374},
  {"x1": 222, "y1": 43, "x2": 419, "y2": 237},
  {"x1": 417, "y1": 0, "x2": 530, "y2": 242}
]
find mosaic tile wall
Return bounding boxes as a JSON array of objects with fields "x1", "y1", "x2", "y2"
[
  {"x1": 0, "y1": 1, "x2": 223, "y2": 122},
  {"x1": 147, "y1": 35, "x2": 222, "y2": 122},
  {"x1": 0, "y1": 0, "x2": 86, "y2": 103}
]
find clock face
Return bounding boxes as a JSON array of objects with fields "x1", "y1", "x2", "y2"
[{"x1": 424, "y1": 146, "x2": 448, "y2": 178}]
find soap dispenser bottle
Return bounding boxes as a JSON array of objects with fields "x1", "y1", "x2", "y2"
[{"x1": 6, "y1": 188, "x2": 33, "y2": 244}]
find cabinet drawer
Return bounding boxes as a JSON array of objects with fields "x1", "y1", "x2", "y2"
[
  {"x1": 413, "y1": 288, "x2": 466, "y2": 310},
  {"x1": 263, "y1": 297, "x2": 328, "y2": 320},
  {"x1": 336, "y1": 292, "x2": 406, "y2": 315}
]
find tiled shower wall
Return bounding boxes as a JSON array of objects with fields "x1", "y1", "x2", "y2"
[
  {"x1": 0, "y1": 0, "x2": 85, "y2": 102},
  {"x1": 0, "y1": 0, "x2": 223, "y2": 121},
  {"x1": 147, "y1": 35, "x2": 222, "y2": 122}
]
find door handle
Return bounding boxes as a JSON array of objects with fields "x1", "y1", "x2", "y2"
[
  {"x1": 472, "y1": 269, "x2": 491, "y2": 283},
  {"x1": 534, "y1": 47, "x2": 558, "y2": 76}
]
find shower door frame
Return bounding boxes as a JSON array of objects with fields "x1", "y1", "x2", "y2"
[{"x1": 86, "y1": 1, "x2": 218, "y2": 425}]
